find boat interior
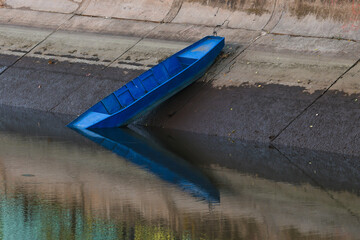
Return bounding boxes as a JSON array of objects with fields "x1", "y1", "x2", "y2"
[
  {"x1": 92, "y1": 55, "x2": 198, "y2": 115},
  {"x1": 89, "y1": 36, "x2": 223, "y2": 116}
]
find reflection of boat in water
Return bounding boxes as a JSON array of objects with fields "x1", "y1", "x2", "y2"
[{"x1": 73, "y1": 127, "x2": 220, "y2": 203}]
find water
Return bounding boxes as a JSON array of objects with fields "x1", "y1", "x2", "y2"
[{"x1": 0, "y1": 105, "x2": 359, "y2": 240}]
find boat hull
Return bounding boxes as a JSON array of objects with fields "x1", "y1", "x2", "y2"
[{"x1": 69, "y1": 36, "x2": 224, "y2": 129}]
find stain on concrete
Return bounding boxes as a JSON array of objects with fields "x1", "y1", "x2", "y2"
[
  {"x1": 184, "y1": 0, "x2": 360, "y2": 22},
  {"x1": 9, "y1": 49, "x2": 29, "y2": 53},
  {"x1": 185, "y1": 0, "x2": 271, "y2": 14},
  {"x1": 4, "y1": 0, "x2": 79, "y2": 13}
]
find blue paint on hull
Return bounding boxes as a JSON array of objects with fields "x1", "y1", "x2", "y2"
[{"x1": 68, "y1": 36, "x2": 225, "y2": 129}]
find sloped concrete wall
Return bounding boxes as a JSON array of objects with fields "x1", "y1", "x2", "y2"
[{"x1": 0, "y1": 0, "x2": 359, "y2": 156}]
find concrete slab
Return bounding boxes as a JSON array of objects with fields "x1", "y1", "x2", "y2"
[
  {"x1": 273, "y1": 62, "x2": 360, "y2": 156},
  {"x1": 146, "y1": 23, "x2": 215, "y2": 42},
  {"x1": 77, "y1": 0, "x2": 174, "y2": 22},
  {"x1": 0, "y1": 25, "x2": 51, "y2": 73},
  {"x1": 22, "y1": 28, "x2": 195, "y2": 71},
  {"x1": 172, "y1": 2, "x2": 232, "y2": 27},
  {"x1": 59, "y1": 16, "x2": 261, "y2": 45},
  {"x1": 0, "y1": 64, "x2": 85, "y2": 111},
  {"x1": 0, "y1": 9, "x2": 71, "y2": 29},
  {"x1": 172, "y1": 0, "x2": 274, "y2": 30},
  {"x1": 27, "y1": 30, "x2": 141, "y2": 67},
  {"x1": 0, "y1": 55, "x2": 145, "y2": 114},
  {"x1": 144, "y1": 82, "x2": 319, "y2": 142},
  {"x1": 114, "y1": 38, "x2": 190, "y2": 70},
  {"x1": 4, "y1": 0, "x2": 79, "y2": 13},
  {"x1": 0, "y1": 25, "x2": 51, "y2": 57},
  {"x1": 2, "y1": 0, "x2": 359, "y2": 42},
  {"x1": 51, "y1": 73, "x2": 142, "y2": 115},
  {"x1": 211, "y1": 34, "x2": 360, "y2": 90},
  {"x1": 60, "y1": 15, "x2": 158, "y2": 38},
  {"x1": 331, "y1": 62, "x2": 360, "y2": 95}
]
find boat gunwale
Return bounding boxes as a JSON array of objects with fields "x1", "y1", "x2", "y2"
[
  {"x1": 69, "y1": 36, "x2": 225, "y2": 129},
  {"x1": 101, "y1": 36, "x2": 224, "y2": 116}
]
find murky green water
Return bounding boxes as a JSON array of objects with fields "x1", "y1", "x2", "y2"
[{"x1": 0, "y1": 105, "x2": 359, "y2": 240}]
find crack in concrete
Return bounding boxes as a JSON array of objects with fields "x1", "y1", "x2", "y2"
[
  {"x1": 212, "y1": 8, "x2": 232, "y2": 35},
  {"x1": 262, "y1": 0, "x2": 278, "y2": 30},
  {"x1": 163, "y1": 0, "x2": 183, "y2": 23},
  {"x1": 271, "y1": 31, "x2": 358, "y2": 42},
  {"x1": 271, "y1": 58, "x2": 360, "y2": 142},
  {"x1": 48, "y1": 79, "x2": 85, "y2": 112},
  {"x1": 72, "y1": 13, "x2": 162, "y2": 24}
]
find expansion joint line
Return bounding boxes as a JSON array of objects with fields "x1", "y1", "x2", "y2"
[
  {"x1": 271, "y1": 58, "x2": 360, "y2": 142},
  {"x1": 262, "y1": 0, "x2": 278, "y2": 31},
  {"x1": 0, "y1": 13, "x2": 76, "y2": 77},
  {"x1": 100, "y1": 23, "x2": 163, "y2": 72},
  {"x1": 272, "y1": 144, "x2": 360, "y2": 223},
  {"x1": 50, "y1": 21, "x2": 164, "y2": 112}
]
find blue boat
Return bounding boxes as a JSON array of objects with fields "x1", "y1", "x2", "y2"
[
  {"x1": 73, "y1": 127, "x2": 220, "y2": 203},
  {"x1": 68, "y1": 36, "x2": 225, "y2": 129}
]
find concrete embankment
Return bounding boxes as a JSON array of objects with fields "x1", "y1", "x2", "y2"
[{"x1": 0, "y1": 0, "x2": 359, "y2": 155}]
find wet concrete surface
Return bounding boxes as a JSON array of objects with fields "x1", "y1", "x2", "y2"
[
  {"x1": 0, "y1": 55, "x2": 144, "y2": 114},
  {"x1": 0, "y1": 54, "x2": 17, "y2": 74},
  {"x1": 144, "y1": 83, "x2": 314, "y2": 142}
]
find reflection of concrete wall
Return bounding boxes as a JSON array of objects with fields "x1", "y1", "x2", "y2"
[{"x1": 0, "y1": 132, "x2": 359, "y2": 239}]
